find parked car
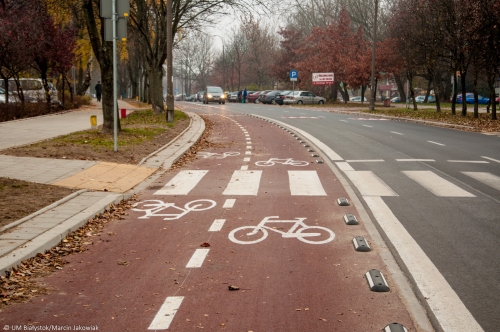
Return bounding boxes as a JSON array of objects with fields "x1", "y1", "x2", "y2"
[
  {"x1": 390, "y1": 96, "x2": 401, "y2": 103},
  {"x1": 0, "y1": 78, "x2": 59, "y2": 104},
  {"x1": 185, "y1": 94, "x2": 197, "y2": 101},
  {"x1": 275, "y1": 91, "x2": 292, "y2": 105},
  {"x1": 196, "y1": 91, "x2": 204, "y2": 102},
  {"x1": 0, "y1": 87, "x2": 15, "y2": 103},
  {"x1": 174, "y1": 94, "x2": 186, "y2": 101},
  {"x1": 228, "y1": 91, "x2": 239, "y2": 103},
  {"x1": 260, "y1": 90, "x2": 282, "y2": 104},
  {"x1": 283, "y1": 91, "x2": 326, "y2": 105},
  {"x1": 452, "y1": 93, "x2": 489, "y2": 104},
  {"x1": 350, "y1": 96, "x2": 364, "y2": 102},
  {"x1": 257, "y1": 90, "x2": 273, "y2": 103},
  {"x1": 203, "y1": 86, "x2": 226, "y2": 104},
  {"x1": 495, "y1": 95, "x2": 500, "y2": 104},
  {"x1": 247, "y1": 91, "x2": 262, "y2": 103},
  {"x1": 415, "y1": 95, "x2": 435, "y2": 103}
]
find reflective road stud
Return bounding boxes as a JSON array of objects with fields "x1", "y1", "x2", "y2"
[
  {"x1": 337, "y1": 197, "x2": 350, "y2": 206},
  {"x1": 353, "y1": 236, "x2": 371, "y2": 252},
  {"x1": 383, "y1": 323, "x2": 408, "y2": 332},
  {"x1": 365, "y1": 269, "x2": 390, "y2": 292},
  {"x1": 344, "y1": 214, "x2": 359, "y2": 225}
]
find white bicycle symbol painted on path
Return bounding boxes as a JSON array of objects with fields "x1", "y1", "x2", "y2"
[
  {"x1": 255, "y1": 158, "x2": 309, "y2": 167},
  {"x1": 132, "y1": 199, "x2": 216, "y2": 220},
  {"x1": 197, "y1": 151, "x2": 241, "y2": 159},
  {"x1": 228, "y1": 216, "x2": 335, "y2": 245}
]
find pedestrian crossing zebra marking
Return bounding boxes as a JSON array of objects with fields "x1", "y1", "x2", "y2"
[
  {"x1": 403, "y1": 171, "x2": 475, "y2": 197},
  {"x1": 288, "y1": 170, "x2": 327, "y2": 196},
  {"x1": 223, "y1": 170, "x2": 263, "y2": 195},
  {"x1": 462, "y1": 172, "x2": 500, "y2": 191},
  {"x1": 154, "y1": 170, "x2": 208, "y2": 195}
]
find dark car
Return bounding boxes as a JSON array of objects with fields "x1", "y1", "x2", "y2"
[
  {"x1": 257, "y1": 90, "x2": 273, "y2": 104},
  {"x1": 275, "y1": 90, "x2": 292, "y2": 105},
  {"x1": 196, "y1": 91, "x2": 204, "y2": 102},
  {"x1": 260, "y1": 90, "x2": 282, "y2": 104},
  {"x1": 203, "y1": 86, "x2": 226, "y2": 104}
]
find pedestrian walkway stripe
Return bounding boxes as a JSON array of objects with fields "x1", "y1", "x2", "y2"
[
  {"x1": 288, "y1": 170, "x2": 327, "y2": 196},
  {"x1": 223, "y1": 199, "x2": 236, "y2": 208},
  {"x1": 154, "y1": 170, "x2": 208, "y2": 195},
  {"x1": 186, "y1": 249, "x2": 210, "y2": 268},
  {"x1": 209, "y1": 219, "x2": 226, "y2": 232},
  {"x1": 336, "y1": 162, "x2": 354, "y2": 171},
  {"x1": 240, "y1": 165, "x2": 248, "y2": 170},
  {"x1": 462, "y1": 172, "x2": 500, "y2": 191},
  {"x1": 148, "y1": 296, "x2": 184, "y2": 330},
  {"x1": 223, "y1": 170, "x2": 262, "y2": 195},
  {"x1": 343, "y1": 171, "x2": 398, "y2": 197},
  {"x1": 402, "y1": 171, "x2": 475, "y2": 197}
]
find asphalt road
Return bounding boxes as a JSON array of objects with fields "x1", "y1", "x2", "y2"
[{"x1": 195, "y1": 100, "x2": 500, "y2": 332}]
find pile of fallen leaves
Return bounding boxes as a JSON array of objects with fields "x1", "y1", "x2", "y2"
[{"x1": 0, "y1": 196, "x2": 137, "y2": 309}]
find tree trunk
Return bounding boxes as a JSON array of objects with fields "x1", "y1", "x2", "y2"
[
  {"x1": 472, "y1": 75, "x2": 479, "y2": 118},
  {"x1": 361, "y1": 85, "x2": 366, "y2": 103},
  {"x1": 488, "y1": 73, "x2": 497, "y2": 120},
  {"x1": 83, "y1": 0, "x2": 120, "y2": 134},
  {"x1": 433, "y1": 71, "x2": 441, "y2": 112},
  {"x1": 148, "y1": 66, "x2": 165, "y2": 114},
  {"x1": 451, "y1": 73, "x2": 457, "y2": 115},
  {"x1": 460, "y1": 71, "x2": 467, "y2": 116},
  {"x1": 394, "y1": 74, "x2": 406, "y2": 102},
  {"x1": 424, "y1": 77, "x2": 432, "y2": 102}
]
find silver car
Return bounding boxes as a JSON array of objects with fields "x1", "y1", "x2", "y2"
[
  {"x1": 203, "y1": 86, "x2": 226, "y2": 104},
  {"x1": 283, "y1": 91, "x2": 326, "y2": 105}
]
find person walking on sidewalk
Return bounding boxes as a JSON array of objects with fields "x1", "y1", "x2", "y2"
[
  {"x1": 95, "y1": 81, "x2": 102, "y2": 102},
  {"x1": 243, "y1": 88, "x2": 247, "y2": 103}
]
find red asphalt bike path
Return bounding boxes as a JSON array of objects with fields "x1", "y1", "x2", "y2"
[{"x1": 1, "y1": 109, "x2": 420, "y2": 331}]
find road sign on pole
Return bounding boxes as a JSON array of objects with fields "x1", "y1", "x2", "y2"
[{"x1": 290, "y1": 70, "x2": 298, "y2": 81}]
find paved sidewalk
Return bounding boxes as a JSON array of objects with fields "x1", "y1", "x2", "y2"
[{"x1": 0, "y1": 103, "x2": 204, "y2": 274}]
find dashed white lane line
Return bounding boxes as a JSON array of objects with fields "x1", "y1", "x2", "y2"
[
  {"x1": 396, "y1": 159, "x2": 435, "y2": 162},
  {"x1": 245, "y1": 151, "x2": 252, "y2": 155},
  {"x1": 335, "y1": 162, "x2": 354, "y2": 171},
  {"x1": 428, "y1": 141, "x2": 445, "y2": 146},
  {"x1": 223, "y1": 170, "x2": 262, "y2": 195},
  {"x1": 209, "y1": 219, "x2": 226, "y2": 232},
  {"x1": 448, "y1": 160, "x2": 489, "y2": 163},
  {"x1": 402, "y1": 171, "x2": 475, "y2": 197},
  {"x1": 223, "y1": 198, "x2": 236, "y2": 208},
  {"x1": 481, "y1": 156, "x2": 500, "y2": 163},
  {"x1": 346, "y1": 159, "x2": 384, "y2": 162},
  {"x1": 339, "y1": 120, "x2": 348, "y2": 122},
  {"x1": 288, "y1": 170, "x2": 327, "y2": 196},
  {"x1": 186, "y1": 249, "x2": 210, "y2": 268},
  {"x1": 390, "y1": 131, "x2": 404, "y2": 135},
  {"x1": 148, "y1": 296, "x2": 184, "y2": 330},
  {"x1": 246, "y1": 145, "x2": 252, "y2": 149},
  {"x1": 462, "y1": 172, "x2": 500, "y2": 191},
  {"x1": 154, "y1": 170, "x2": 208, "y2": 195},
  {"x1": 243, "y1": 157, "x2": 250, "y2": 162},
  {"x1": 363, "y1": 197, "x2": 483, "y2": 332},
  {"x1": 363, "y1": 125, "x2": 373, "y2": 128},
  {"x1": 246, "y1": 138, "x2": 251, "y2": 141},
  {"x1": 240, "y1": 165, "x2": 248, "y2": 170}
]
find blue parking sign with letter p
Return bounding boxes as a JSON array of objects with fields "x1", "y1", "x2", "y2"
[{"x1": 290, "y1": 70, "x2": 298, "y2": 81}]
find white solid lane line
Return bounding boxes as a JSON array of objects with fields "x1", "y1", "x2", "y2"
[
  {"x1": 402, "y1": 171, "x2": 475, "y2": 197},
  {"x1": 428, "y1": 141, "x2": 446, "y2": 146},
  {"x1": 186, "y1": 249, "x2": 210, "y2": 268},
  {"x1": 154, "y1": 170, "x2": 208, "y2": 195},
  {"x1": 209, "y1": 219, "x2": 226, "y2": 232},
  {"x1": 396, "y1": 159, "x2": 435, "y2": 162},
  {"x1": 462, "y1": 172, "x2": 500, "y2": 191},
  {"x1": 481, "y1": 156, "x2": 500, "y2": 163},
  {"x1": 148, "y1": 296, "x2": 184, "y2": 330},
  {"x1": 343, "y1": 171, "x2": 398, "y2": 196},
  {"x1": 390, "y1": 131, "x2": 404, "y2": 135},
  {"x1": 223, "y1": 170, "x2": 262, "y2": 195},
  {"x1": 447, "y1": 160, "x2": 489, "y2": 163},
  {"x1": 288, "y1": 170, "x2": 327, "y2": 196},
  {"x1": 223, "y1": 199, "x2": 236, "y2": 208},
  {"x1": 363, "y1": 197, "x2": 484, "y2": 332}
]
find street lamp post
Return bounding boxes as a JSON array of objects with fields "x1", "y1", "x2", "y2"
[
  {"x1": 213, "y1": 35, "x2": 225, "y2": 91},
  {"x1": 369, "y1": 0, "x2": 379, "y2": 111}
]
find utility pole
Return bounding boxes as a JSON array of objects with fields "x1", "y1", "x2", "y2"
[
  {"x1": 369, "y1": 0, "x2": 379, "y2": 111},
  {"x1": 166, "y1": 0, "x2": 174, "y2": 122}
]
